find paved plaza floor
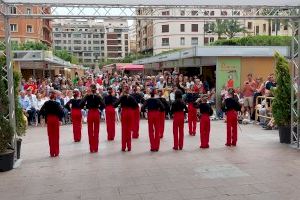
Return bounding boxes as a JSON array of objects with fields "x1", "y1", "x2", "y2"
[{"x1": 1, "y1": 120, "x2": 300, "y2": 200}]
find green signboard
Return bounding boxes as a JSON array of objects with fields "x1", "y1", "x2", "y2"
[{"x1": 216, "y1": 57, "x2": 241, "y2": 107}]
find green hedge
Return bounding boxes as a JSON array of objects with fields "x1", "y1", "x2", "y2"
[{"x1": 212, "y1": 35, "x2": 292, "y2": 46}]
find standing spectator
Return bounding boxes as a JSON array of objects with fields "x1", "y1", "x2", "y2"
[
  {"x1": 265, "y1": 73, "x2": 277, "y2": 93},
  {"x1": 242, "y1": 73, "x2": 256, "y2": 119}
]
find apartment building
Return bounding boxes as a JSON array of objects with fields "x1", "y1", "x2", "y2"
[
  {"x1": 52, "y1": 20, "x2": 129, "y2": 66},
  {"x1": 0, "y1": 5, "x2": 52, "y2": 45},
  {"x1": 136, "y1": 8, "x2": 292, "y2": 55}
]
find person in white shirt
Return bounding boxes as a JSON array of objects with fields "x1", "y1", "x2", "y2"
[
  {"x1": 156, "y1": 76, "x2": 165, "y2": 90},
  {"x1": 26, "y1": 88, "x2": 38, "y2": 125}
]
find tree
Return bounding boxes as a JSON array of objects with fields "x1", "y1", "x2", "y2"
[
  {"x1": 54, "y1": 50, "x2": 78, "y2": 64},
  {"x1": 224, "y1": 20, "x2": 247, "y2": 39},
  {"x1": 212, "y1": 19, "x2": 227, "y2": 39}
]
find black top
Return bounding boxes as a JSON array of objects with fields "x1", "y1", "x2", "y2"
[
  {"x1": 141, "y1": 98, "x2": 165, "y2": 112},
  {"x1": 131, "y1": 92, "x2": 145, "y2": 104},
  {"x1": 185, "y1": 93, "x2": 196, "y2": 103},
  {"x1": 80, "y1": 94, "x2": 105, "y2": 110},
  {"x1": 40, "y1": 100, "x2": 64, "y2": 121},
  {"x1": 157, "y1": 97, "x2": 170, "y2": 113},
  {"x1": 171, "y1": 100, "x2": 188, "y2": 113},
  {"x1": 266, "y1": 81, "x2": 276, "y2": 90},
  {"x1": 65, "y1": 98, "x2": 82, "y2": 110},
  {"x1": 114, "y1": 94, "x2": 138, "y2": 109},
  {"x1": 198, "y1": 103, "x2": 213, "y2": 116},
  {"x1": 104, "y1": 95, "x2": 118, "y2": 106},
  {"x1": 222, "y1": 98, "x2": 241, "y2": 112}
]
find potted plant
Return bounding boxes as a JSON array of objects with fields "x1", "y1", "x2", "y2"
[
  {"x1": 272, "y1": 52, "x2": 292, "y2": 144},
  {"x1": 0, "y1": 56, "x2": 14, "y2": 172}
]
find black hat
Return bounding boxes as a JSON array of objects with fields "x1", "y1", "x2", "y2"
[{"x1": 90, "y1": 84, "x2": 97, "y2": 91}]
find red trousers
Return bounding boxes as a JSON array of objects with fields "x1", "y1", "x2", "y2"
[
  {"x1": 71, "y1": 108, "x2": 82, "y2": 142},
  {"x1": 47, "y1": 115, "x2": 60, "y2": 157},
  {"x1": 121, "y1": 108, "x2": 134, "y2": 151},
  {"x1": 105, "y1": 106, "x2": 116, "y2": 140},
  {"x1": 148, "y1": 111, "x2": 160, "y2": 151},
  {"x1": 158, "y1": 111, "x2": 165, "y2": 138},
  {"x1": 188, "y1": 103, "x2": 197, "y2": 135},
  {"x1": 200, "y1": 114, "x2": 210, "y2": 148},
  {"x1": 173, "y1": 111, "x2": 185, "y2": 150},
  {"x1": 132, "y1": 107, "x2": 140, "y2": 138},
  {"x1": 87, "y1": 109, "x2": 100, "y2": 152},
  {"x1": 226, "y1": 110, "x2": 238, "y2": 145}
]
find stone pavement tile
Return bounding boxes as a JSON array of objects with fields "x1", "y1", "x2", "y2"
[
  {"x1": 154, "y1": 180, "x2": 195, "y2": 192},
  {"x1": 178, "y1": 188, "x2": 219, "y2": 199},
  {"x1": 216, "y1": 184, "x2": 261, "y2": 196},
  {"x1": 140, "y1": 190, "x2": 183, "y2": 200},
  {"x1": 118, "y1": 184, "x2": 157, "y2": 195},
  {"x1": 246, "y1": 191, "x2": 298, "y2": 200},
  {"x1": 132, "y1": 175, "x2": 170, "y2": 185}
]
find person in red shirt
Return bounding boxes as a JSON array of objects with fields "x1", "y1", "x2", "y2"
[
  {"x1": 242, "y1": 73, "x2": 257, "y2": 119},
  {"x1": 24, "y1": 78, "x2": 37, "y2": 94},
  {"x1": 227, "y1": 75, "x2": 234, "y2": 88}
]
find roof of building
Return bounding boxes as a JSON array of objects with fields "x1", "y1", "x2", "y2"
[
  {"x1": 3, "y1": 0, "x2": 299, "y2": 7},
  {"x1": 132, "y1": 46, "x2": 290, "y2": 64}
]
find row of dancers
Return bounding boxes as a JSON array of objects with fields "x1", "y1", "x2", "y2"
[{"x1": 40, "y1": 84, "x2": 241, "y2": 157}]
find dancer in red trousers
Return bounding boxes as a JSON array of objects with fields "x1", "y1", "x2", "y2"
[
  {"x1": 185, "y1": 87, "x2": 198, "y2": 136},
  {"x1": 141, "y1": 88, "x2": 165, "y2": 151},
  {"x1": 114, "y1": 84, "x2": 138, "y2": 152},
  {"x1": 171, "y1": 90, "x2": 188, "y2": 150},
  {"x1": 80, "y1": 84, "x2": 105, "y2": 153},
  {"x1": 104, "y1": 87, "x2": 118, "y2": 141},
  {"x1": 157, "y1": 89, "x2": 170, "y2": 138},
  {"x1": 40, "y1": 90, "x2": 64, "y2": 157},
  {"x1": 66, "y1": 89, "x2": 82, "y2": 142},
  {"x1": 222, "y1": 88, "x2": 241, "y2": 146},
  {"x1": 130, "y1": 85, "x2": 144, "y2": 139},
  {"x1": 196, "y1": 95, "x2": 213, "y2": 148}
]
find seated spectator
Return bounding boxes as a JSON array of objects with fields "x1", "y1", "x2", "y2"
[{"x1": 19, "y1": 90, "x2": 34, "y2": 125}]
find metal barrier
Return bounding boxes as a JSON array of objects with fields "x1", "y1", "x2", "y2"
[{"x1": 255, "y1": 96, "x2": 274, "y2": 122}]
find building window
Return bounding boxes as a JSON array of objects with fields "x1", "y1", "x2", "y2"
[
  {"x1": 93, "y1": 40, "x2": 100, "y2": 44},
  {"x1": 191, "y1": 10, "x2": 198, "y2": 16},
  {"x1": 204, "y1": 37, "x2": 209, "y2": 45},
  {"x1": 221, "y1": 11, "x2": 227, "y2": 16},
  {"x1": 73, "y1": 34, "x2": 81, "y2": 38},
  {"x1": 233, "y1": 10, "x2": 240, "y2": 16},
  {"x1": 204, "y1": 11, "x2": 209, "y2": 16},
  {"x1": 162, "y1": 25, "x2": 169, "y2": 33},
  {"x1": 263, "y1": 24, "x2": 267, "y2": 32},
  {"x1": 180, "y1": 24, "x2": 185, "y2": 32},
  {"x1": 26, "y1": 25, "x2": 33, "y2": 33},
  {"x1": 255, "y1": 26, "x2": 259, "y2": 35},
  {"x1": 210, "y1": 37, "x2": 214, "y2": 43},
  {"x1": 180, "y1": 10, "x2": 185, "y2": 16},
  {"x1": 191, "y1": 24, "x2": 198, "y2": 32},
  {"x1": 74, "y1": 40, "x2": 81, "y2": 44},
  {"x1": 63, "y1": 34, "x2": 66, "y2": 38},
  {"x1": 10, "y1": 6, "x2": 17, "y2": 14},
  {"x1": 180, "y1": 37, "x2": 185, "y2": 45},
  {"x1": 191, "y1": 37, "x2": 198, "y2": 46},
  {"x1": 162, "y1": 38, "x2": 169, "y2": 46},
  {"x1": 284, "y1": 24, "x2": 288, "y2": 30},
  {"x1": 247, "y1": 22, "x2": 253, "y2": 29},
  {"x1": 10, "y1": 24, "x2": 17, "y2": 32},
  {"x1": 26, "y1": 8, "x2": 32, "y2": 14},
  {"x1": 162, "y1": 11, "x2": 170, "y2": 16},
  {"x1": 210, "y1": 11, "x2": 215, "y2": 16}
]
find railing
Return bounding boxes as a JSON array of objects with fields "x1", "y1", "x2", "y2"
[{"x1": 255, "y1": 96, "x2": 274, "y2": 122}]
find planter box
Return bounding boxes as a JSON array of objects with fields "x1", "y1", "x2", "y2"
[{"x1": 0, "y1": 150, "x2": 15, "y2": 172}]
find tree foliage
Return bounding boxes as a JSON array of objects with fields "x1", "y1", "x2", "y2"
[
  {"x1": 0, "y1": 41, "x2": 49, "y2": 51},
  {"x1": 272, "y1": 52, "x2": 291, "y2": 127},
  {"x1": 54, "y1": 50, "x2": 78, "y2": 64},
  {"x1": 212, "y1": 35, "x2": 292, "y2": 46},
  {"x1": 211, "y1": 19, "x2": 247, "y2": 39}
]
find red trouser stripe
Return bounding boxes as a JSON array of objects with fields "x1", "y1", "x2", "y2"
[
  {"x1": 200, "y1": 114, "x2": 210, "y2": 147},
  {"x1": 47, "y1": 115, "x2": 60, "y2": 156},
  {"x1": 121, "y1": 108, "x2": 134, "y2": 150},
  {"x1": 132, "y1": 107, "x2": 140, "y2": 138},
  {"x1": 173, "y1": 111, "x2": 185, "y2": 149},
  {"x1": 188, "y1": 103, "x2": 197, "y2": 135},
  {"x1": 71, "y1": 108, "x2": 82, "y2": 142},
  {"x1": 87, "y1": 109, "x2": 100, "y2": 152},
  {"x1": 158, "y1": 111, "x2": 165, "y2": 138},
  {"x1": 148, "y1": 110, "x2": 160, "y2": 150},
  {"x1": 226, "y1": 110, "x2": 238, "y2": 145},
  {"x1": 105, "y1": 106, "x2": 116, "y2": 140}
]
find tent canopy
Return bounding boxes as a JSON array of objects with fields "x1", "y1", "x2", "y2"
[{"x1": 117, "y1": 64, "x2": 144, "y2": 71}]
